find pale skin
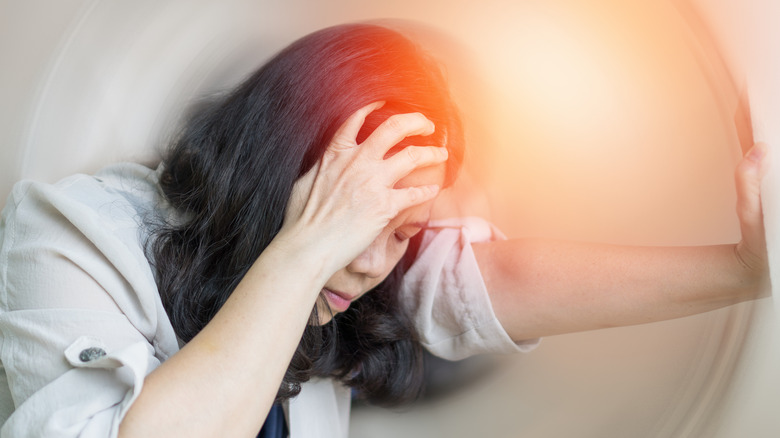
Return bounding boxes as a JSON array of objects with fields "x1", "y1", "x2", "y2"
[
  {"x1": 119, "y1": 103, "x2": 446, "y2": 437},
  {"x1": 478, "y1": 141, "x2": 769, "y2": 339},
  {"x1": 119, "y1": 102, "x2": 769, "y2": 437}
]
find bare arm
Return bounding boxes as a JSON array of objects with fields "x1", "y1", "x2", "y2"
[
  {"x1": 474, "y1": 241, "x2": 765, "y2": 339},
  {"x1": 120, "y1": 239, "x2": 324, "y2": 437},
  {"x1": 474, "y1": 143, "x2": 770, "y2": 341},
  {"x1": 119, "y1": 105, "x2": 445, "y2": 438}
]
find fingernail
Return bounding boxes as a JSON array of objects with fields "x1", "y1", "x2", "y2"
[
  {"x1": 747, "y1": 143, "x2": 766, "y2": 163},
  {"x1": 439, "y1": 147, "x2": 449, "y2": 159}
]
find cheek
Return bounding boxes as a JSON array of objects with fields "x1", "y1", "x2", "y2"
[
  {"x1": 364, "y1": 233, "x2": 409, "y2": 289},
  {"x1": 384, "y1": 235, "x2": 411, "y2": 273}
]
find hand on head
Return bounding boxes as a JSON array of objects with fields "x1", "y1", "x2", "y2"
[{"x1": 282, "y1": 102, "x2": 448, "y2": 276}]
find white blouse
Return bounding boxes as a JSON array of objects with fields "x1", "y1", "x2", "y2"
[{"x1": 0, "y1": 163, "x2": 537, "y2": 438}]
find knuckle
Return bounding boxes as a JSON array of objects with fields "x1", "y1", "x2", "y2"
[
  {"x1": 382, "y1": 203, "x2": 399, "y2": 221},
  {"x1": 404, "y1": 146, "x2": 420, "y2": 163},
  {"x1": 380, "y1": 113, "x2": 432, "y2": 139},
  {"x1": 329, "y1": 137, "x2": 354, "y2": 151},
  {"x1": 384, "y1": 115, "x2": 405, "y2": 133},
  {"x1": 406, "y1": 187, "x2": 420, "y2": 203},
  {"x1": 323, "y1": 149, "x2": 338, "y2": 160},
  {"x1": 408, "y1": 186, "x2": 424, "y2": 204}
]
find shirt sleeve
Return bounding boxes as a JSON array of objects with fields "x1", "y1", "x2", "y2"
[
  {"x1": 400, "y1": 217, "x2": 540, "y2": 361},
  {"x1": 0, "y1": 171, "x2": 175, "y2": 438}
]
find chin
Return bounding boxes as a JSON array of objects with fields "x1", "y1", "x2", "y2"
[
  {"x1": 312, "y1": 300, "x2": 336, "y2": 326},
  {"x1": 316, "y1": 313, "x2": 335, "y2": 326}
]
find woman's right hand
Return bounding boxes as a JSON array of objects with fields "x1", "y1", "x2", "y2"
[{"x1": 278, "y1": 101, "x2": 448, "y2": 278}]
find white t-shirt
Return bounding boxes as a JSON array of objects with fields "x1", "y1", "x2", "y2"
[{"x1": 0, "y1": 163, "x2": 537, "y2": 438}]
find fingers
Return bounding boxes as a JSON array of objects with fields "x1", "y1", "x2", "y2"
[
  {"x1": 362, "y1": 112, "x2": 436, "y2": 159},
  {"x1": 383, "y1": 146, "x2": 448, "y2": 184},
  {"x1": 324, "y1": 107, "x2": 445, "y2": 193},
  {"x1": 735, "y1": 142, "x2": 767, "y2": 229},
  {"x1": 329, "y1": 101, "x2": 386, "y2": 151},
  {"x1": 391, "y1": 184, "x2": 441, "y2": 213},
  {"x1": 327, "y1": 106, "x2": 436, "y2": 167},
  {"x1": 745, "y1": 141, "x2": 769, "y2": 177},
  {"x1": 735, "y1": 142, "x2": 769, "y2": 269}
]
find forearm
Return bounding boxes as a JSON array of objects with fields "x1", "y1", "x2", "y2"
[
  {"x1": 119, "y1": 236, "x2": 328, "y2": 438},
  {"x1": 118, "y1": 106, "x2": 445, "y2": 438},
  {"x1": 474, "y1": 239, "x2": 769, "y2": 340}
]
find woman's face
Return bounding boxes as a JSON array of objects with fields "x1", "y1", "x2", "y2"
[{"x1": 316, "y1": 162, "x2": 446, "y2": 324}]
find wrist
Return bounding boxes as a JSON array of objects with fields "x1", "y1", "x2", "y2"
[
  {"x1": 732, "y1": 243, "x2": 772, "y2": 300},
  {"x1": 268, "y1": 225, "x2": 335, "y2": 287}
]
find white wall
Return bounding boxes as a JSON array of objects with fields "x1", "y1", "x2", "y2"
[{"x1": 678, "y1": 1, "x2": 780, "y2": 436}]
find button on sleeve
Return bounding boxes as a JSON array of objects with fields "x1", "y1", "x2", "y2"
[{"x1": 0, "y1": 173, "x2": 176, "y2": 438}]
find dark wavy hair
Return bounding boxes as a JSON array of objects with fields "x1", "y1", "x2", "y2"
[{"x1": 150, "y1": 23, "x2": 464, "y2": 406}]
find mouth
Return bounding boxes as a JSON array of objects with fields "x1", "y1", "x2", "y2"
[{"x1": 322, "y1": 288, "x2": 355, "y2": 312}]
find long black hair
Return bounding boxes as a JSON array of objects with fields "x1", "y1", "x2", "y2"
[{"x1": 150, "y1": 23, "x2": 464, "y2": 406}]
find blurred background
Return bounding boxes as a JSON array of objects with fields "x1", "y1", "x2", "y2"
[{"x1": 0, "y1": 0, "x2": 776, "y2": 436}]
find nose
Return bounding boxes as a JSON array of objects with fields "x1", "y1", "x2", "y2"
[{"x1": 345, "y1": 240, "x2": 388, "y2": 279}]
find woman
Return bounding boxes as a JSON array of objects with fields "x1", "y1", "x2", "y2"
[
  {"x1": 0, "y1": 23, "x2": 768, "y2": 438},
  {"x1": 0, "y1": 23, "x2": 492, "y2": 438}
]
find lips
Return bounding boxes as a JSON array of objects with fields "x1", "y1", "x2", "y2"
[{"x1": 322, "y1": 288, "x2": 355, "y2": 312}]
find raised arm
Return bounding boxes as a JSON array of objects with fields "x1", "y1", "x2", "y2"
[
  {"x1": 119, "y1": 105, "x2": 445, "y2": 438},
  {"x1": 474, "y1": 143, "x2": 770, "y2": 341}
]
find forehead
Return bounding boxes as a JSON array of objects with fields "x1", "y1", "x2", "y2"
[{"x1": 391, "y1": 162, "x2": 446, "y2": 226}]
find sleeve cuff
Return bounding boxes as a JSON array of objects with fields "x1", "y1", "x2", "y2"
[
  {"x1": 2, "y1": 331, "x2": 157, "y2": 438},
  {"x1": 400, "y1": 217, "x2": 540, "y2": 361}
]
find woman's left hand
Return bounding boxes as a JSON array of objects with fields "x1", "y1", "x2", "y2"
[
  {"x1": 279, "y1": 102, "x2": 446, "y2": 279},
  {"x1": 734, "y1": 142, "x2": 771, "y2": 295},
  {"x1": 478, "y1": 142, "x2": 772, "y2": 340}
]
